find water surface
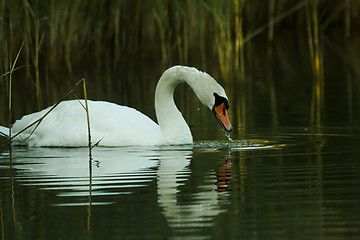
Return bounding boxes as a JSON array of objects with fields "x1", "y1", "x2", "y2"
[{"x1": 1, "y1": 126, "x2": 360, "y2": 239}]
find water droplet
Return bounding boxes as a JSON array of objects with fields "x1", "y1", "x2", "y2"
[{"x1": 224, "y1": 131, "x2": 233, "y2": 142}]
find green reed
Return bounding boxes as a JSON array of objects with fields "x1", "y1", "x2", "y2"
[
  {"x1": 82, "y1": 79, "x2": 92, "y2": 158},
  {"x1": 345, "y1": 0, "x2": 351, "y2": 39},
  {"x1": 7, "y1": 42, "x2": 24, "y2": 139},
  {"x1": 306, "y1": 0, "x2": 324, "y2": 127}
]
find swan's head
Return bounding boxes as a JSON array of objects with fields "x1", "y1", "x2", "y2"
[
  {"x1": 157, "y1": 66, "x2": 232, "y2": 134},
  {"x1": 189, "y1": 69, "x2": 232, "y2": 133},
  {"x1": 212, "y1": 92, "x2": 232, "y2": 133}
]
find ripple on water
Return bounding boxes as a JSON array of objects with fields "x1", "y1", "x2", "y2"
[
  {"x1": 2, "y1": 147, "x2": 160, "y2": 206},
  {"x1": 194, "y1": 139, "x2": 285, "y2": 151},
  {"x1": 0, "y1": 138, "x2": 284, "y2": 207}
]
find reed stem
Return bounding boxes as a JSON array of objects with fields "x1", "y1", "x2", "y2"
[
  {"x1": 345, "y1": 0, "x2": 351, "y2": 39},
  {"x1": 8, "y1": 0, "x2": 13, "y2": 139},
  {"x1": 8, "y1": 42, "x2": 24, "y2": 140},
  {"x1": 268, "y1": 0, "x2": 275, "y2": 42},
  {"x1": 82, "y1": 79, "x2": 92, "y2": 159},
  {"x1": 34, "y1": 18, "x2": 43, "y2": 108},
  {"x1": 306, "y1": 0, "x2": 324, "y2": 127}
]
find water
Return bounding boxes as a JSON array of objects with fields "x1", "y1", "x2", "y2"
[
  {"x1": 1, "y1": 16, "x2": 360, "y2": 240},
  {"x1": 224, "y1": 130, "x2": 233, "y2": 142},
  {"x1": 1, "y1": 126, "x2": 360, "y2": 239}
]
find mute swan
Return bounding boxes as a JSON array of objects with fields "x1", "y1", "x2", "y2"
[{"x1": 0, "y1": 66, "x2": 232, "y2": 147}]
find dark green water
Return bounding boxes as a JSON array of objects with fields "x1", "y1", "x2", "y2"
[
  {"x1": 0, "y1": 127, "x2": 360, "y2": 240},
  {"x1": 1, "y1": 24, "x2": 360, "y2": 240}
]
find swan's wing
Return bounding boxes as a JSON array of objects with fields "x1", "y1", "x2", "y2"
[
  {"x1": 12, "y1": 100, "x2": 161, "y2": 147},
  {"x1": 89, "y1": 101, "x2": 161, "y2": 146}
]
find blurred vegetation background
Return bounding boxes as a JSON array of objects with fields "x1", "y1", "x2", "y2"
[{"x1": 0, "y1": 0, "x2": 359, "y2": 129}]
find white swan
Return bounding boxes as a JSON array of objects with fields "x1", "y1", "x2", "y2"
[{"x1": 0, "y1": 66, "x2": 232, "y2": 147}]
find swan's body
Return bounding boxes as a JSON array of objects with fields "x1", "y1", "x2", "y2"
[
  {"x1": 10, "y1": 100, "x2": 162, "y2": 146},
  {"x1": 1, "y1": 66, "x2": 231, "y2": 147}
]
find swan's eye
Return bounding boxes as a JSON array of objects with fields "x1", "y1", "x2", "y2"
[{"x1": 213, "y1": 93, "x2": 229, "y2": 109}]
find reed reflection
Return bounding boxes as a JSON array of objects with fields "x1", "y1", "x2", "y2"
[{"x1": 306, "y1": 0, "x2": 324, "y2": 127}]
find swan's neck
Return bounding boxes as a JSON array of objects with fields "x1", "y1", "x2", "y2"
[{"x1": 155, "y1": 66, "x2": 199, "y2": 144}]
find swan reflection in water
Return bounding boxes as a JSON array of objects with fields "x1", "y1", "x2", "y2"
[
  {"x1": 157, "y1": 148, "x2": 231, "y2": 234},
  {"x1": 6, "y1": 146, "x2": 231, "y2": 231},
  {"x1": 216, "y1": 154, "x2": 232, "y2": 193}
]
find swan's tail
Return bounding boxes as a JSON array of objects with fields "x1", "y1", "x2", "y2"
[{"x1": 0, "y1": 126, "x2": 9, "y2": 138}]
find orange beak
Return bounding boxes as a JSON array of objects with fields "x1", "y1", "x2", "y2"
[{"x1": 213, "y1": 103, "x2": 232, "y2": 132}]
